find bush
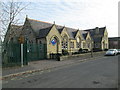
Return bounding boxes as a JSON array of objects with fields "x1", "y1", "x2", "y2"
[
  {"x1": 62, "y1": 49, "x2": 69, "y2": 55},
  {"x1": 104, "y1": 49, "x2": 108, "y2": 51}
]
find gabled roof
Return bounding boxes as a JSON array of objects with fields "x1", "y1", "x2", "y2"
[
  {"x1": 27, "y1": 18, "x2": 53, "y2": 37},
  {"x1": 56, "y1": 25, "x2": 64, "y2": 33},
  {"x1": 98, "y1": 27, "x2": 106, "y2": 36},
  {"x1": 84, "y1": 27, "x2": 106, "y2": 36},
  {"x1": 4, "y1": 24, "x2": 23, "y2": 43},
  {"x1": 93, "y1": 37, "x2": 102, "y2": 43},
  {"x1": 66, "y1": 27, "x2": 78, "y2": 39},
  {"x1": 26, "y1": 18, "x2": 79, "y2": 39},
  {"x1": 10, "y1": 25, "x2": 23, "y2": 36},
  {"x1": 25, "y1": 18, "x2": 106, "y2": 41},
  {"x1": 38, "y1": 27, "x2": 52, "y2": 38},
  {"x1": 84, "y1": 27, "x2": 106, "y2": 42},
  {"x1": 80, "y1": 30, "x2": 88, "y2": 40}
]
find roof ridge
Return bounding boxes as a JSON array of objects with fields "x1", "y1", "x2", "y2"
[
  {"x1": 27, "y1": 18, "x2": 65, "y2": 29},
  {"x1": 11, "y1": 24, "x2": 23, "y2": 27},
  {"x1": 99, "y1": 26, "x2": 106, "y2": 29},
  {"x1": 56, "y1": 24, "x2": 64, "y2": 27},
  {"x1": 27, "y1": 18, "x2": 53, "y2": 25},
  {"x1": 27, "y1": 18, "x2": 80, "y2": 31},
  {"x1": 66, "y1": 26, "x2": 78, "y2": 30}
]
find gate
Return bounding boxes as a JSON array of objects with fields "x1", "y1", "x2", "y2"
[{"x1": 27, "y1": 43, "x2": 47, "y2": 61}]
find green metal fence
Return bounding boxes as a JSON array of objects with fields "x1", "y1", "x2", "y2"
[
  {"x1": 2, "y1": 42, "x2": 47, "y2": 67},
  {"x1": 2, "y1": 42, "x2": 21, "y2": 67},
  {"x1": 27, "y1": 43, "x2": 47, "y2": 61}
]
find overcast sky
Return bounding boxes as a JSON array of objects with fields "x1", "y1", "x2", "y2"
[{"x1": 5, "y1": 0, "x2": 119, "y2": 37}]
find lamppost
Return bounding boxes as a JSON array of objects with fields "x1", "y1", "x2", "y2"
[{"x1": 18, "y1": 36, "x2": 24, "y2": 67}]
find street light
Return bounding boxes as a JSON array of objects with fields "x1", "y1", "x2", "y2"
[{"x1": 18, "y1": 36, "x2": 24, "y2": 67}]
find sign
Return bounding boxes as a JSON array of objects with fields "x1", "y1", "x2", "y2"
[
  {"x1": 18, "y1": 36, "x2": 24, "y2": 43},
  {"x1": 51, "y1": 39, "x2": 56, "y2": 45}
]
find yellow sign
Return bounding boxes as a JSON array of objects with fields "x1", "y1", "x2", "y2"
[{"x1": 18, "y1": 36, "x2": 24, "y2": 43}]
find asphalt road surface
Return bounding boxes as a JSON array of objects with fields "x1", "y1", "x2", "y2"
[{"x1": 2, "y1": 55, "x2": 118, "y2": 88}]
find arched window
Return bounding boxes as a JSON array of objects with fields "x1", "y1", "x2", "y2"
[
  {"x1": 87, "y1": 38, "x2": 91, "y2": 49},
  {"x1": 76, "y1": 36, "x2": 81, "y2": 48},
  {"x1": 62, "y1": 34, "x2": 68, "y2": 49},
  {"x1": 70, "y1": 42, "x2": 74, "y2": 48}
]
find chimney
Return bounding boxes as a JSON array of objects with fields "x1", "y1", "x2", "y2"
[
  {"x1": 53, "y1": 21, "x2": 55, "y2": 24},
  {"x1": 95, "y1": 27, "x2": 99, "y2": 34},
  {"x1": 26, "y1": 15, "x2": 28, "y2": 18}
]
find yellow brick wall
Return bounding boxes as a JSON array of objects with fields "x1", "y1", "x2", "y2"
[
  {"x1": 45, "y1": 25, "x2": 106, "y2": 58},
  {"x1": 75, "y1": 31, "x2": 83, "y2": 51},
  {"x1": 101, "y1": 29, "x2": 109, "y2": 50},
  {"x1": 69, "y1": 39, "x2": 77, "y2": 52},
  {"x1": 46, "y1": 25, "x2": 62, "y2": 58},
  {"x1": 85, "y1": 33, "x2": 93, "y2": 51},
  {"x1": 61, "y1": 28, "x2": 70, "y2": 52}
]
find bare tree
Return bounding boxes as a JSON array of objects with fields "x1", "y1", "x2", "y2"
[{"x1": 0, "y1": 0, "x2": 29, "y2": 41}]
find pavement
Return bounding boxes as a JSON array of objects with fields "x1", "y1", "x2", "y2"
[{"x1": 1, "y1": 51, "x2": 106, "y2": 80}]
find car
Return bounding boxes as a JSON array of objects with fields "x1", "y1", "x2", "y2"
[
  {"x1": 117, "y1": 49, "x2": 120, "y2": 54},
  {"x1": 105, "y1": 49, "x2": 118, "y2": 56}
]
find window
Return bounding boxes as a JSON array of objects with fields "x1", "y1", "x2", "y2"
[
  {"x1": 77, "y1": 42, "x2": 81, "y2": 48},
  {"x1": 62, "y1": 35, "x2": 68, "y2": 49},
  {"x1": 83, "y1": 42, "x2": 86, "y2": 48},
  {"x1": 95, "y1": 43, "x2": 99, "y2": 48},
  {"x1": 62, "y1": 41, "x2": 68, "y2": 49},
  {"x1": 76, "y1": 37, "x2": 81, "y2": 48},
  {"x1": 105, "y1": 35, "x2": 108, "y2": 40},
  {"x1": 88, "y1": 43, "x2": 90, "y2": 48},
  {"x1": 70, "y1": 42, "x2": 74, "y2": 48},
  {"x1": 105, "y1": 43, "x2": 107, "y2": 48}
]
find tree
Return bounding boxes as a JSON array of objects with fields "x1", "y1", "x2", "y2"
[{"x1": 0, "y1": 0, "x2": 29, "y2": 41}]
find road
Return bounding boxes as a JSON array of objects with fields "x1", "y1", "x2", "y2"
[{"x1": 2, "y1": 55, "x2": 118, "y2": 88}]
